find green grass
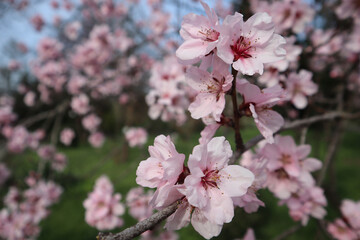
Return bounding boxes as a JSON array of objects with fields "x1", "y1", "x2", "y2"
[{"x1": 2, "y1": 122, "x2": 360, "y2": 240}]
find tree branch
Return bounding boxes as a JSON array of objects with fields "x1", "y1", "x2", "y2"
[
  {"x1": 243, "y1": 111, "x2": 360, "y2": 153},
  {"x1": 20, "y1": 101, "x2": 69, "y2": 127},
  {"x1": 230, "y1": 67, "x2": 245, "y2": 160},
  {"x1": 98, "y1": 110, "x2": 360, "y2": 240},
  {"x1": 97, "y1": 200, "x2": 181, "y2": 240},
  {"x1": 272, "y1": 224, "x2": 302, "y2": 240}
]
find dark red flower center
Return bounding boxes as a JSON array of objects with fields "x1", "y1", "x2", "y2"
[{"x1": 231, "y1": 36, "x2": 253, "y2": 61}]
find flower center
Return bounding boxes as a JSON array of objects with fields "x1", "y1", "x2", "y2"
[
  {"x1": 231, "y1": 36, "x2": 253, "y2": 61},
  {"x1": 280, "y1": 154, "x2": 292, "y2": 165},
  {"x1": 275, "y1": 168, "x2": 289, "y2": 179},
  {"x1": 201, "y1": 169, "x2": 220, "y2": 190},
  {"x1": 206, "y1": 76, "x2": 225, "y2": 101},
  {"x1": 199, "y1": 28, "x2": 220, "y2": 42}
]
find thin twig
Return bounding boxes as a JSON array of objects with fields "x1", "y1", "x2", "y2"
[
  {"x1": 272, "y1": 224, "x2": 302, "y2": 240},
  {"x1": 97, "y1": 200, "x2": 181, "y2": 240},
  {"x1": 20, "y1": 101, "x2": 69, "y2": 127},
  {"x1": 243, "y1": 111, "x2": 360, "y2": 153}
]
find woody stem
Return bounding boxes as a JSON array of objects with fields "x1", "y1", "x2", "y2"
[{"x1": 230, "y1": 67, "x2": 245, "y2": 160}]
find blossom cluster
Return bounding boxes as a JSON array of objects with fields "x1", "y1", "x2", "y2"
[
  {"x1": 0, "y1": 178, "x2": 62, "y2": 240},
  {"x1": 136, "y1": 135, "x2": 254, "y2": 239},
  {"x1": 83, "y1": 175, "x2": 125, "y2": 230},
  {"x1": 258, "y1": 135, "x2": 327, "y2": 225},
  {"x1": 328, "y1": 199, "x2": 360, "y2": 240}
]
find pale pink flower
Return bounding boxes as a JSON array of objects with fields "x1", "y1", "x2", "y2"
[
  {"x1": 31, "y1": 14, "x2": 44, "y2": 31},
  {"x1": 52, "y1": 153, "x2": 67, "y2": 172},
  {"x1": 24, "y1": 91, "x2": 36, "y2": 107},
  {"x1": 82, "y1": 114, "x2": 101, "y2": 132},
  {"x1": 267, "y1": 0, "x2": 315, "y2": 34},
  {"x1": 336, "y1": 0, "x2": 360, "y2": 21},
  {"x1": 237, "y1": 80, "x2": 285, "y2": 143},
  {"x1": 243, "y1": 228, "x2": 256, "y2": 240},
  {"x1": 234, "y1": 153, "x2": 266, "y2": 213},
  {"x1": 71, "y1": 94, "x2": 90, "y2": 115},
  {"x1": 126, "y1": 187, "x2": 154, "y2": 221},
  {"x1": 83, "y1": 175, "x2": 125, "y2": 230},
  {"x1": 124, "y1": 127, "x2": 148, "y2": 147},
  {"x1": 281, "y1": 186, "x2": 327, "y2": 225},
  {"x1": 341, "y1": 199, "x2": 360, "y2": 230},
  {"x1": 260, "y1": 135, "x2": 322, "y2": 199},
  {"x1": 328, "y1": 219, "x2": 358, "y2": 240},
  {"x1": 165, "y1": 199, "x2": 223, "y2": 239},
  {"x1": 60, "y1": 128, "x2": 75, "y2": 146},
  {"x1": 186, "y1": 57, "x2": 233, "y2": 121},
  {"x1": 88, "y1": 132, "x2": 105, "y2": 148},
  {"x1": 136, "y1": 135, "x2": 185, "y2": 208},
  {"x1": 269, "y1": 36, "x2": 302, "y2": 72},
  {"x1": 67, "y1": 75, "x2": 87, "y2": 95},
  {"x1": 176, "y1": 1, "x2": 220, "y2": 62},
  {"x1": 198, "y1": 116, "x2": 221, "y2": 145},
  {"x1": 37, "y1": 38, "x2": 63, "y2": 61},
  {"x1": 183, "y1": 137, "x2": 254, "y2": 225},
  {"x1": 346, "y1": 26, "x2": 360, "y2": 53},
  {"x1": 64, "y1": 21, "x2": 81, "y2": 40},
  {"x1": 37, "y1": 145, "x2": 56, "y2": 160},
  {"x1": 217, "y1": 12, "x2": 286, "y2": 75},
  {"x1": 286, "y1": 70, "x2": 318, "y2": 109}
]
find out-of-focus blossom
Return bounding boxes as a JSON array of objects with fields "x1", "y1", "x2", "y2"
[
  {"x1": 60, "y1": 128, "x2": 75, "y2": 146},
  {"x1": 124, "y1": 127, "x2": 148, "y2": 147},
  {"x1": 285, "y1": 70, "x2": 318, "y2": 109},
  {"x1": 83, "y1": 175, "x2": 125, "y2": 230}
]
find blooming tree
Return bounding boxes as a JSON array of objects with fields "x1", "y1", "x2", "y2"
[{"x1": 0, "y1": 0, "x2": 360, "y2": 240}]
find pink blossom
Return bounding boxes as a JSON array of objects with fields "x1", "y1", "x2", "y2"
[
  {"x1": 82, "y1": 114, "x2": 101, "y2": 132},
  {"x1": 186, "y1": 57, "x2": 233, "y2": 121},
  {"x1": 254, "y1": 0, "x2": 315, "y2": 34},
  {"x1": 234, "y1": 152, "x2": 266, "y2": 213},
  {"x1": 336, "y1": 0, "x2": 360, "y2": 21},
  {"x1": 217, "y1": 12, "x2": 285, "y2": 75},
  {"x1": 37, "y1": 145, "x2": 56, "y2": 160},
  {"x1": 124, "y1": 127, "x2": 148, "y2": 147},
  {"x1": 60, "y1": 128, "x2": 75, "y2": 146},
  {"x1": 243, "y1": 228, "x2": 256, "y2": 240},
  {"x1": 269, "y1": 36, "x2": 302, "y2": 72},
  {"x1": 24, "y1": 91, "x2": 36, "y2": 107},
  {"x1": 64, "y1": 21, "x2": 81, "y2": 40},
  {"x1": 281, "y1": 186, "x2": 327, "y2": 225},
  {"x1": 31, "y1": 14, "x2": 44, "y2": 31},
  {"x1": 176, "y1": 1, "x2": 220, "y2": 62},
  {"x1": 126, "y1": 187, "x2": 154, "y2": 221},
  {"x1": 165, "y1": 199, "x2": 223, "y2": 239},
  {"x1": 37, "y1": 38, "x2": 63, "y2": 61},
  {"x1": 198, "y1": 116, "x2": 221, "y2": 145},
  {"x1": 136, "y1": 135, "x2": 185, "y2": 208},
  {"x1": 260, "y1": 135, "x2": 322, "y2": 199},
  {"x1": 237, "y1": 80, "x2": 285, "y2": 143},
  {"x1": 52, "y1": 153, "x2": 67, "y2": 172},
  {"x1": 328, "y1": 219, "x2": 358, "y2": 240},
  {"x1": 67, "y1": 75, "x2": 87, "y2": 95},
  {"x1": 341, "y1": 199, "x2": 360, "y2": 230},
  {"x1": 71, "y1": 94, "x2": 90, "y2": 115},
  {"x1": 182, "y1": 137, "x2": 254, "y2": 225},
  {"x1": 83, "y1": 175, "x2": 125, "y2": 230},
  {"x1": 285, "y1": 70, "x2": 318, "y2": 109},
  {"x1": 88, "y1": 132, "x2": 105, "y2": 148}
]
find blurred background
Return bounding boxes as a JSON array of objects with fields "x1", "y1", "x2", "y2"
[{"x1": 0, "y1": 0, "x2": 360, "y2": 239}]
